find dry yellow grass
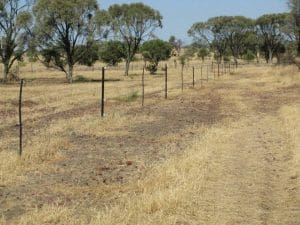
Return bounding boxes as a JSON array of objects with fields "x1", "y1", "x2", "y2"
[{"x1": 0, "y1": 62, "x2": 299, "y2": 224}]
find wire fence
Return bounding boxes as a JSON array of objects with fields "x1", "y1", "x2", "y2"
[{"x1": 3, "y1": 61, "x2": 251, "y2": 157}]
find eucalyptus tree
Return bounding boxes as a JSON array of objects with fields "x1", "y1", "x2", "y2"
[
  {"x1": 243, "y1": 31, "x2": 263, "y2": 63},
  {"x1": 224, "y1": 16, "x2": 254, "y2": 67},
  {"x1": 287, "y1": 0, "x2": 300, "y2": 55},
  {"x1": 106, "y1": 3, "x2": 162, "y2": 76},
  {"x1": 140, "y1": 39, "x2": 172, "y2": 74},
  {"x1": 197, "y1": 48, "x2": 210, "y2": 62},
  {"x1": 99, "y1": 40, "x2": 125, "y2": 66},
  {"x1": 33, "y1": 0, "x2": 102, "y2": 83},
  {"x1": 256, "y1": 13, "x2": 287, "y2": 63},
  {"x1": 169, "y1": 35, "x2": 183, "y2": 56},
  {"x1": 188, "y1": 17, "x2": 230, "y2": 63},
  {"x1": 0, "y1": 0, "x2": 33, "y2": 82}
]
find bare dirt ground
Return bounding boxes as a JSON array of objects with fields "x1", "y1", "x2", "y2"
[{"x1": 0, "y1": 65, "x2": 299, "y2": 224}]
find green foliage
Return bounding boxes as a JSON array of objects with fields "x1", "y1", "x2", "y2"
[
  {"x1": 141, "y1": 40, "x2": 172, "y2": 63},
  {"x1": 145, "y1": 64, "x2": 157, "y2": 74},
  {"x1": 140, "y1": 39, "x2": 172, "y2": 74},
  {"x1": 33, "y1": 0, "x2": 101, "y2": 83},
  {"x1": 188, "y1": 17, "x2": 229, "y2": 62},
  {"x1": 74, "y1": 75, "x2": 91, "y2": 83},
  {"x1": 77, "y1": 43, "x2": 100, "y2": 67},
  {"x1": 99, "y1": 41, "x2": 125, "y2": 66},
  {"x1": 242, "y1": 51, "x2": 256, "y2": 61},
  {"x1": 223, "y1": 16, "x2": 254, "y2": 61},
  {"x1": 0, "y1": 0, "x2": 33, "y2": 82},
  {"x1": 184, "y1": 47, "x2": 197, "y2": 59},
  {"x1": 256, "y1": 13, "x2": 288, "y2": 62},
  {"x1": 286, "y1": 0, "x2": 300, "y2": 56},
  {"x1": 179, "y1": 55, "x2": 187, "y2": 67},
  {"x1": 40, "y1": 46, "x2": 65, "y2": 71},
  {"x1": 223, "y1": 55, "x2": 231, "y2": 62},
  {"x1": 189, "y1": 12, "x2": 295, "y2": 64},
  {"x1": 189, "y1": 16, "x2": 255, "y2": 63},
  {"x1": 116, "y1": 91, "x2": 139, "y2": 102},
  {"x1": 16, "y1": 11, "x2": 32, "y2": 28},
  {"x1": 168, "y1": 35, "x2": 183, "y2": 55},
  {"x1": 27, "y1": 51, "x2": 38, "y2": 63},
  {"x1": 243, "y1": 32, "x2": 261, "y2": 55},
  {"x1": 106, "y1": 3, "x2": 162, "y2": 76},
  {"x1": 197, "y1": 48, "x2": 210, "y2": 61},
  {"x1": 256, "y1": 13, "x2": 288, "y2": 28}
]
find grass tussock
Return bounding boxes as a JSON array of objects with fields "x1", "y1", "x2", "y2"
[
  {"x1": 74, "y1": 75, "x2": 91, "y2": 83},
  {"x1": 115, "y1": 91, "x2": 140, "y2": 103},
  {"x1": 0, "y1": 124, "x2": 71, "y2": 185}
]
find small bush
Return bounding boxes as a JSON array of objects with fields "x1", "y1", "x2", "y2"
[
  {"x1": 116, "y1": 91, "x2": 139, "y2": 102},
  {"x1": 146, "y1": 64, "x2": 158, "y2": 74},
  {"x1": 74, "y1": 75, "x2": 90, "y2": 83},
  {"x1": 243, "y1": 51, "x2": 256, "y2": 61},
  {"x1": 223, "y1": 56, "x2": 231, "y2": 62}
]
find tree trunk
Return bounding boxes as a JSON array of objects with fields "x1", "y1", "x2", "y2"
[
  {"x1": 181, "y1": 65, "x2": 184, "y2": 92},
  {"x1": 67, "y1": 64, "x2": 73, "y2": 83},
  {"x1": 277, "y1": 56, "x2": 281, "y2": 64},
  {"x1": 256, "y1": 52, "x2": 260, "y2": 64},
  {"x1": 234, "y1": 57, "x2": 238, "y2": 68},
  {"x1": 3, "y1": 62, "x2": 9, "y2": 82},
  {"x1": 125, "y1": 59, "x2": 130, "y2": 76},
  {"x1": 268, "y1": 48, "x2": 273, "y2": 64},
  {"x1": 276, "y1": 54, "x2": 281, "y2": 65}
]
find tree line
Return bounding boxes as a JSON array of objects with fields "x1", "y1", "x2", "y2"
[
  {"x1": 0, "y1": 0, "x2": 167, "y2": 83},
  {"x1": 187, "y1": 0, "x2": 300, "y2": 67},
  {"x1": 0, "y1": 0, "x2": 299, "y2": 84}
]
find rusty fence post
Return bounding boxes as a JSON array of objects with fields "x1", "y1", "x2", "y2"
[
  {"x1": 181, "y1": 66, "x2": 184, "y2": 92},
  {"x1": 201, "y1": 66, "x2": 203, "y2": 88},
  {"x1": 213, "y1": 64, "x2": 216, "y2": 80},
  {"x1": 19, "y1": 79, "x2": 24, "y2": 156},
  {"x1": 192, "y1": 66, "x2": 195, "y2": 88},
  {"x1": 101, "y1": 67, "x2": 105, "y2": 117},
  {"x1": 165, "y1": 64, "x2": 168, "y2": 99},
  {"x1": 142, "y1": 67, "x2": 145, "y2": 106},
  {"x1": 207, "y1": 65, "x2": 209, "y2": 82}
]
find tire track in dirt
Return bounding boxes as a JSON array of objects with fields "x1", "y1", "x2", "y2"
[{"x1": 200, "y1": 114, "x2": 300, "y2": 224}]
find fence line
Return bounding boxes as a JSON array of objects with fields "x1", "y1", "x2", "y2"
[{"x1": 10, "y1": 61, "x2": 242, "y2": 156}]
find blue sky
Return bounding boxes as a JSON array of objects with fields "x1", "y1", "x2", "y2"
[{"x1": 100, "y1": 0, "x2": 289, "y2": 43}]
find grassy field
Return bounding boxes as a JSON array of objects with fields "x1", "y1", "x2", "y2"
[{"x1": 0, "y1": 61, "x2": 299, "y2": 224}]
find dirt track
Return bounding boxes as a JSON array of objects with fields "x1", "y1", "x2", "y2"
[{"x1": 0, "y1": 68, "x2": 299, "y2": 224}]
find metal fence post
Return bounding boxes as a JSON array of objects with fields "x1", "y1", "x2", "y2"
[
  {"x1": 142, "y1": 67, "x2": 145, "y2": 106},
  {"x1": 192, "y1": 66, "x2": 195, "y2": 88},
  {"x1": 165, "y1": 64, "x2": 168, "y2": 99},
  {"x1": 19, "y1": 79, "x2": 24, "y2": 156},
  {"x1": 101, "y1": 67, "x2": 105, "y2": 117}
]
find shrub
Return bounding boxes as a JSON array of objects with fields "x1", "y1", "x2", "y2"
[
  {"x1": 141, "y1": 39, "x2": 172, "y2": 74},
  {"x1": 243, "y1": 51, "x2": 256, "y2": 61},
  {"x1": 146, "y1": 63, "x2": 158, "y2": 74},
  {"x1": 117, "y1": 91, "x2": 139, "y2": 102},
  {"x1": 74, "y1": 75, "x2": 90, "y2": 83},
  {"x1": 99, "y1": 41, "x2": 125, "y2": 66}
]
